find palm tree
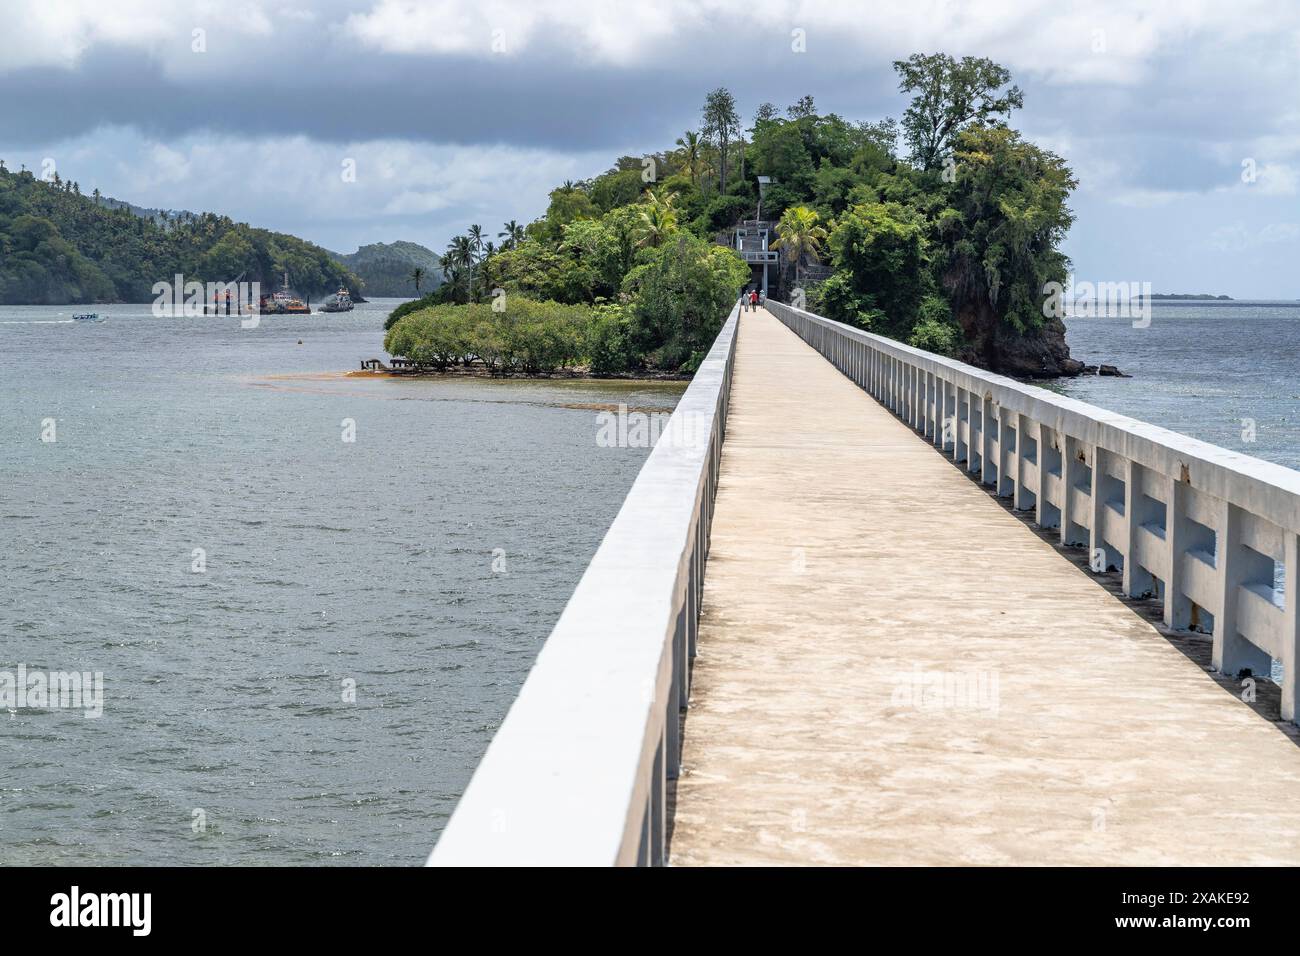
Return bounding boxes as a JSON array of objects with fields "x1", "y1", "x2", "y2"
[
  {"x1": 498, "y1": 220, "x2": 525, "y2": 250},
  {"x1": 635, "y1": 188, "x2": 679, "y2": 249},
  {"x1": 467, "y1": 224, "x2": 486, "y2": 259},
  {"x1": 444, "y1": 235, "x2": 474, "y2": 270},
  {"x1": 675, "y1": 131, "x2": 703, "y2": 189},
  {"x1": 444, "y1": 235, "x2": 475, "y2": 301},
  {"x1": 409, "y1": 267, "x2": 426, "y2": 293},
  {"x1": 771, "y1": 206, "x2": 828, "y2": 286}
]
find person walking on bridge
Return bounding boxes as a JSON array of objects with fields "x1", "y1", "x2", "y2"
[{"x1": 749, "y1": 289, "x2": 759, "y2": 311}]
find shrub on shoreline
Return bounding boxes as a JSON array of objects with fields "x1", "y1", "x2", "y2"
[{"x1": 384, "y1": 298, "x2": 598, "y2": 375}]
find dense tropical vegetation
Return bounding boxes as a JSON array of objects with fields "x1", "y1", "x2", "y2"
[
  {"x1": 388, "y1": 52, "x2": 1080, "y2": 377},
  {"x1": 0, "y1": 163, "x2": 359, "y2": 304}
]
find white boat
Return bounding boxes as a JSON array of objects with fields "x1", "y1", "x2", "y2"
[{"x1": 73, "y1": 313, "x2": 103, "y2": 322}]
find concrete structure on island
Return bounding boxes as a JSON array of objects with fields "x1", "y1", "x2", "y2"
[{"x1": 429, "y1": 301, "x2": 1300, "y2": 867}]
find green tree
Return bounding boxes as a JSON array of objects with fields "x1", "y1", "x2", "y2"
[
  {"x1": 935, "y1": 125, "x2": 1076, "y2": 368},
  {"x1": 466, "y1": 224, "x2": 486, "y2": 258},
  {"x1": 787, "y1": 95, "x2": 817, "y2": 119},
  {"x1": 771, "y1": 205, "x2": 828, "y2": 285},
  {"x1": 675, "y1": 131, "x2": 704, "y2": 189},
  {"x1": 701, "y1": 87, "x2": 741, "y2": 193},
  {"x1": 893, "y1": 53, "x2": 1024, "y2": 170},
  {"x1": 498, "y1": 220, "x2": 525, "y2": 250},
  {"x1": 826, "y1": 201, "x2": 930, "y2": 332},
  {"x1": 622, "y1": 233, "x2": 748, "y2": 371},
  {"x1": 635, "y1": 188, "x2": 679, "y2": 249}
]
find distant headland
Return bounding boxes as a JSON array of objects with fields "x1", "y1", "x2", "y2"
[{"x1": 1149, "y1": 293, "x2": 1233, "y2": 301}]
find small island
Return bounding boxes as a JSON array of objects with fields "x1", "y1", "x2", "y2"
[
  {"x1": 1149, "y1": 293, "x2": 1233, "y2": 301},
  {"x1": 378, "y1": 58, "x2": 1101, "y2": 382}
]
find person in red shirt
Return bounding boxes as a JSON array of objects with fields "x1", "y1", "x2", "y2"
[{"x1": 749, "y1": 289, "x2": 759, "y2": 310}]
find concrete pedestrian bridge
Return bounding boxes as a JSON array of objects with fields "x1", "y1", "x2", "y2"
[{"x1": 430, "y1": 303, "x2": 1300, "y2": 866}]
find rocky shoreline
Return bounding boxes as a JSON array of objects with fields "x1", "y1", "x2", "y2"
[{"x1": 955, "y1": 314, "x2": 1127, "y2": 380}]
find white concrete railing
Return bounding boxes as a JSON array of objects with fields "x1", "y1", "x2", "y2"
[
  {"x1": 768, "y1": 300, "x2": 1300, "y2": 722},
  {"x1": 428, "y1": 304, "x2": 740, "y2": 866}
]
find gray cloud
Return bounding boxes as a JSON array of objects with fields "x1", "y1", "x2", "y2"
[{"x1": 1, "y1": 0, "x2": 1297, "y2": 296}]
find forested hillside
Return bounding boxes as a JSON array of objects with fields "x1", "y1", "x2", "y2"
[
  {"x1": 332, "y1": 241, "x2": 443, "y2": 297},
  {"x1": 0, "y1": 164, "x2": 359, "y2": 304}
]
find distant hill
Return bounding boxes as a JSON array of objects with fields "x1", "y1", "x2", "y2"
[
  {"x1": 1150, "y1": 293, "x2": 1233, "y2": 300},
  {"x1": 98, "y1": 196, "x2": 200, "y2": 229},
  {"x1": 331, "y1": 241, "x2": 443, "y2": 298},
  {"x1": 0, "y1": 165, "x2": 360, "y2": 305}
]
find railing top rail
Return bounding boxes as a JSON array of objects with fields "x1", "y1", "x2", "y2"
[
  {"x1": 428, "y1": 304, "x2": 740, "y2": 866},
  {"x1": 769, "y1": 300, "x2": 1300, "y2": 531}
]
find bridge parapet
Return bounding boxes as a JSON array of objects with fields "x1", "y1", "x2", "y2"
[
  {"x1": 428, "y1": 304, "x2": 740, "y2": 866},
  {"x1": 767, "y1": 299, "x2": 1300, "y2": 722}
]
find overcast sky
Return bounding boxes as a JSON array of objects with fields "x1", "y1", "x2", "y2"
[{"x1": 2, "y1": 0, "x2": 1297, "y2": 297}]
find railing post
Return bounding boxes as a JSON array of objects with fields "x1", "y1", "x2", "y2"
[
  {"x1": 1213, "y1": 502, "x2": 1273, "y2": 678},
  {"x1": 907, "y1": 363, "x2": 914, "y2": 423},
  {"x1": 1165, "y1": 477, "x2": 1191, "y2": 630},
  {"x1": 1122, "y1": 459, "x2": 1141, "y2": 596},
  {"x1": 935, "y1": 378, "x2": 948, "y2": 449},
  {"x1": 650, "y1": 735, "x2": 665, "y2": 865},
  {"x1": 1034, "y1": 423, "x2": 1050, "y2": 529},
  {"x1": 956, "y1": 389, "x2": 969, "y2": 466},
  {"x1": 1013, "y1": 413, "x2": 1031, "y2": 511},
  {"x1": 1284, "y1": 532, "x2": 1300, "y2": 722},
  {"x1": 914, "y1": 367, "x2": 923, "y2": 432},
  {"x1": 980, "y1": 394, "x2": 996, "y2": 486},
  {"x1": 922, "y1": 371, "x2": 930, "y2": 434},
  {"x1": 926, "y1": 373, "x2": 936, "y2": 443},
  {"x1": 899, "y1": 359, "x2": 905, "y2": 416},
  {"x1": 1061, "y1": 436, "x2": 1078, "y2": 546},
  {"x1": 667, "y1": 604, "x2": 684, "y2": 779},
  {"x1": 1089, "y1": 447, "x2": 1106, "y2": 571},
  {"x1": 998, "y1": 408, "x2": 1019, "y2": 502},
  {"x1": 909, "y1": 365, "x2": 919, "y2": 429}
]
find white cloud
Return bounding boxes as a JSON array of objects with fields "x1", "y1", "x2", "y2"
[
  {"x1": 339, "y1": 0, "x2": 686, "y2": 63},
  {"x1": 0, "y1": 0, "x2": 279, "y2": 72},
  {"x1": 1108, "y1": 187, "x2": 1187, "y2": 208},
  {"x1": 1208, "y1": 221, "x2": 1300, "y2": 252},
  {"x1": 1254, "y1": 163, "x2": 1299, "y2": 196}
]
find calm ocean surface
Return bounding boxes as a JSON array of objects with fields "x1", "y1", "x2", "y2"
[
  {"x1": 0, "y1": 299, "x2": 683, "y2": 865},
  {"x1": 1059, "y1": 301, "x2": 1300, "y2": 467}
]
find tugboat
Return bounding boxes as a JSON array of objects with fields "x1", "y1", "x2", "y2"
[
  {"x1": 320, "y1": 286, "x2": 354, "y2": 313},
  {"x1": 258, "y1": 273, "x2": 311, "y2": 315}
]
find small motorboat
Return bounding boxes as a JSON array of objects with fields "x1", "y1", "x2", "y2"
[{"x1": 73, "y1": 313, "x2": 103, "y2": 322}]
